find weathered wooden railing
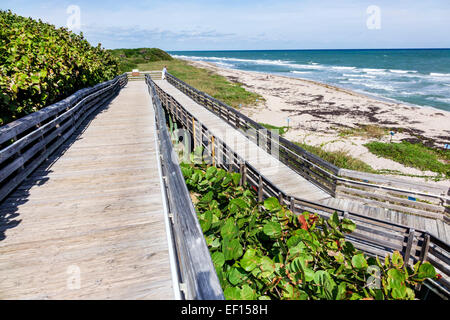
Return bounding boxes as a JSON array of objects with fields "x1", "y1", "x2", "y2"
[
  {"x1": 146, "y1": 76, "x2": 224, "y2": 300},
  {"x1": 127, "y1": 70, "x2": 162, "y2": 81},
  {"x1": 149, "y1": 75, "x2": 450, "y2": 299},
  {"x1": 165, "y1": 72, "x2": 450, "y2": 223},
  {"x1": 0, "y1": 74, "x2": 128, "y2": 203}
]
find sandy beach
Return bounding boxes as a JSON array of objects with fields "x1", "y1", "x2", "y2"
[{"x1": 180, "y1": 59, "x2": 450, "y2": 186}]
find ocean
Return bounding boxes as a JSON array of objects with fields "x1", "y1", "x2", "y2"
[{"x1": 169, "y1": 49, "x2": 450, "y2": 112}]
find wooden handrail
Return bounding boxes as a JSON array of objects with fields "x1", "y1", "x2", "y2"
[
  {"x1": 146, "y1": 76, "x2": 224, "y2": 300},
  {"x1": 149, "y1": 74, "x2": 450, "y2": 299},
  {"x1": 0, "y1": 74, "x2": 128, "y2": 203}
]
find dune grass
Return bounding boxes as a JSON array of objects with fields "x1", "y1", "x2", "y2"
[
  {"x1": 295, "y1": 142, "x2": 375, "y2": 173},
  {"x1": 365, "y1": 141, "x2": 450, "y2": 177},
  {"x1": 136, "y1": 59, "x2": 262, "y2": 108},
  {"x1": 338, "y1": 124, "x2": 388, "y2": 140},
  {"x1": 259, "y1": 123, "x2": 289, "y2": 135}
]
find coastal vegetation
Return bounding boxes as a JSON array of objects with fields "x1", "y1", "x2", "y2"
[
  {"x1": 338, "y1": 124, "x2": 388, "y2": 140},
  {"x1": 130, "y1": 58, "x2": 262, "y2": 109},
  {"x1": 259, "y1": 123, "x2": 289, "y2": 135},
  {"x1": 180, "y1": 161, "x2": 437, "y2": 300},
  {"x1": 365, "y1": 141, "x2": 450, "y2": 178},
  {"x1": 109, "y1": 48, "x2": 173, "y2": 74},
  {"x1": 0, "y1": 10, "x2": 119, "y2": 126},
  {"x1": 294, "y1": 142, "x2": 375, "y2": 173}
]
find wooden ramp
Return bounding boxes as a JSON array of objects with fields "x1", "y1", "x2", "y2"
[
  {"x1": 0, "y1": 81, "x2": 174, "y2": 299},
  {"x1": 154, "y1": 80, "x2": 333, "y2": 203}
]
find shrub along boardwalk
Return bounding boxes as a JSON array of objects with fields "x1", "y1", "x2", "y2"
[
  {"x1": 0, "y1": 81, "x2": 174, "y2": 299},
  {"x1": 154, "y1": 79, "x2": 449, "y2": 242}
]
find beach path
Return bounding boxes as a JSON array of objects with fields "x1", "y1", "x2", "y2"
[
  {"x1": 154, "y1": 79, "x2": 333, "y2": 203},
  {"x1": 0, "y1": 81, "x2": 174, "y2": 299}
]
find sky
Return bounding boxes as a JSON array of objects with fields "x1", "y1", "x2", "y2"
[{"x1": 2, "y1": 0, "x2": 450, "y2": 51}]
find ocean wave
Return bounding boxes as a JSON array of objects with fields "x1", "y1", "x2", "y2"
[
  {"x1": 173, "y1": 54, "x2": 329, "y2": 71},
  {"x1": 362, "y1": 68, "x2": 387, "y2": 73},
  {"x1": 389, "y1": 69, "x2": 418, "y2": 74},
  {"x1": 346, "y1": 78, "x2": 369, "y2": 82},
  {"x1": 173, "y1": 54, "x2": 449, "y2": 110},
  {"x1": 429, "y1": 72, "x2": 450, "y2": 77},
  {"x1": 214, "y1": 61, "x2": 234, "y2": 68},
  {"x1": 360, "y1": 82, "x2": 396, "y2": 91},
  {"x1": 342, "y1": 73, "x2": 376, "y2": 78},
  {"x1": 331, "y1": 66, "x2": 356, "y2": 70},
  {"x1": 428, "y1": 97, "x2": 450, "y2": 103}
]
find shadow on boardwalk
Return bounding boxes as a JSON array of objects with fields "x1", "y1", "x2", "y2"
[{"x1": 0, "y1": 93, "x2": 119, "y2": 241}]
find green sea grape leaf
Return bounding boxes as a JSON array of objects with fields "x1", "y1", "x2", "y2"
[
  {"x1": 391, "y1": 251, "x2": 404, "y2": 268},
  {"x1": 231, "y1": 173, "x2": 241, "y2": 186},
  {"x1": 230, "y1": 198, "x2": 249, "y2": 209},
  {"x1": 223, "y1": 238, "x2": 243, "y2": 261},
  {"x1": 228, "y1": 267, "x2": 248, "y2": 285},
  {"x1": 417, "y1": 262, "x2": 436, "y2": 279},
  {"x1": 200, "y1": 210, "x2": 213, "y2": 232},
  {"x1": 220, "y1": 219, "x2": 238, "y2": 240},
  {"x1": 351, "y1": 254, "x2": 368, "y2": 269},
  {"x1": 224, "y1": 287, "x2": 241, "y2": 300},
  {"x1": 205, "y1": 166, "x2": 217, "y2": 179},
  {"x1": 240, "y1": 284, "x2": 255, "y2": 300},
  {"x1": 260, "y1": 256, "x2": 275, "y2": 277},
  {"x1": 263, "y1": 197, "x2": 281, "y2": 212},
  {"x1": 341, "y1": 218, "x2": 356, "y2": 233},
  {"x1": 286, "y1": 235, "x2": 302, "y2": 248},
  {"x1": 211, "y1": 251, "x2": 225, "y2": 268},
  {"x1": 263, "y1": 221, "x2": 281, "y2": 238},
  {"x1": 240, "y1": 249, "x2": 260, "y2": 272}
]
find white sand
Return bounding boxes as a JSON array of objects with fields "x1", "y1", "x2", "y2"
[{"x1": 181, "y1": 59, "x2": 450, "y2": 186}]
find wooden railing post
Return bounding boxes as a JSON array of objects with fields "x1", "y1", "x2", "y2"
[
  {"x1": 278, "y1": 192, "x2": 284, "y2": 206},
  {"x1": 239, "y1": 163, "x2": 246, "y2": 186},
  {"x1": 192, "y1": 118, "x2": 196, "y2": 149},
  {"x1": 258, "y1": 175, "x2": 263, "y2": 203},
  {"x1": 289, "y1": 196, "x2": 295, "y2": 213},
  {"x1": 419, "y1": 233, "x2": 431, "y2": 262},
  {"x1": 211, "y1": 136, "x2": 215, "y2": 167},
  {"x1": 404, "y1": 228, "x2": 416, "y2": 263}
]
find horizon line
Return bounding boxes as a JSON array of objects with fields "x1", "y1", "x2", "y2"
[{"x1": 165, "y1": 47, "x2": 450, "y2": 52}]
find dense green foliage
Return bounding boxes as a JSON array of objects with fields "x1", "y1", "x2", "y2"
[
  {"x1": 181, "y1": 162, "x2": 437, "y2": 300},
  {"x1": 0, "y1": 10, "x2": 119, "y2": 125},
  {"x1": 109, "y1": 48, "x2": 173, "y2": 73},
  {"x1": 365, "y1": 141, "x2": 450, "y2": 178}
]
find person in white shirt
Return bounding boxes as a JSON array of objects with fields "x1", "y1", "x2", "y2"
[{"x1": 162, "y1": 66, "x2": 167, "y2": 80}]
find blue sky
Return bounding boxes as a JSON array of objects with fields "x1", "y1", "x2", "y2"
[{"x1": 2, "y1": 0, "x2": 450, "y2": 50}]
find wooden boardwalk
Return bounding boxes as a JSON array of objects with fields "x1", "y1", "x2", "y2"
[
  {"x1": 154, "y1": 80, "x2": 333, "y2": 203},
  {"x1": 154, "y1": 79, "x2": 449, "y2": 242},
  {"x1": 0, "y1": 81, "x2": 174, "y2": 299}
]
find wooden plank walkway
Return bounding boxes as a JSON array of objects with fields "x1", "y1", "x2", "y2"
[
  {"x1": 155, "y1": 80, "x2": 333, "y2": 203},
  {"x1": 0, "y1": 81, "x2": 174, "y2": 299},
  {"x1": 154, "y1": 80, "x2": 449, "y2": 242}
]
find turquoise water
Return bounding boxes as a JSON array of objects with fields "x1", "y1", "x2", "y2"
[{"x1": 169, "y1": 49, "x2": 450, "y2": 111}]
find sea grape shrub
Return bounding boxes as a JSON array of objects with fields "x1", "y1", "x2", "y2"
[
  {"x1": 109, "y1": 48, "x2": 173, "y2": 74},
  {"x1": 181, "y1": 163, "x2": 438, "y2": 300},
  {"x1": 0, "y1": 10, "x2": 120, "y2": 125}
]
